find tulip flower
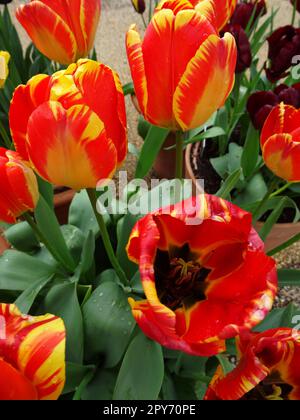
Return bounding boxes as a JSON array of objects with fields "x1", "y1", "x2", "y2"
[
  {"x1": 126, "y1": 195, "x2": 277, "y2": 357},
  {"x1": 131, "y1": 0, "x2": 146, "y2": 14},
  {"x1": 205, "y1": 328, "x2": 300, "y2": 400},
  {"x1": 247, "y1": 83, "x2": 300, "y2": 130},
  {"x1": 0, "y1": 51, "x2": 10, "y2": 88},
  {"x1": 261, "y1": 103, "x2": 300, "y2": 182},
  {"x1": 127, "y1": 0, "x2": 237, "y2": 131},
  {"x1": 9, "y1": 59, "x2": 127, "y2": 190},
  {"x1": 16, "y1": 0, "x2": 101, "y2": 65},
  {"x1": 230, "y1": 0, "x2": 266, "y2": 30},
  {"x1": 222, "y1": 24, "x2": 252, "y2": 73},
  {"x1": 0, "y1": 148, "x2": 39, "y2": 223},
  {"x1": 0, "y1": 303, "x2": 65, "y2": 400},
  {"x1": 265, "y1": 25, "x2": 300, "y2": 83},
  {"x1": 187, "y1": 0, "x2": 238, "y2": 31}
]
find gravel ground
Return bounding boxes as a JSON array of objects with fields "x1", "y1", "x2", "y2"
[{"x1": 8, "y1": 1, "x2": 300, "y2": 302}]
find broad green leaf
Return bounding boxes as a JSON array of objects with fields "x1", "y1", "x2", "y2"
[
  {"x1": 4, "y1": 222, "x2": 40, "y2": 253},
  {"x1": 259, "y1": 197, "x2": 289, "y2": 241},
  {"x1": 83, "y1": 280, "x2": 135, "y2": 368},
  {"x1": 15, "y1": 275, "x2": 53, "y2": 313},
  {"x1": 135, "y1": 125, "x2": 169, "y2": 179},
  {"x1": 210, "y1": 155, "x2": 229, "y2": 179},
  {"x1": 113, "y1": 332, "x2": 164, "y2": 400},
  {"x1": 43, "y1": 282, "x2": 84, "y2": 364},
  {"x1": 82, "y1": 370, "x2": 117, "y2": 400},
  {"x1": 234, "y1": 173, "x2": 267, "y2": 207},
  {"x1": 35, "y1": 196, "x2": 75, "y2": 271},
  {"x1": 64, "y1": 363, "x2": 95, "y2": 395},
  {"x1": 0, "y1": 250, "x2": 55, "y2": 291},
  {"x1": 68, "y1": 190, "x2": 99, "y2": 236},
  {"x1": 185, "y1": 127, "x2": 225, "y2": 145}
]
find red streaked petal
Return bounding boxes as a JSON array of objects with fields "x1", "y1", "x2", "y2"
[
  {"x1": 262, "y1": 133, "x2": 300, "y2": 182},
  {"x1": 16, "y1": 1, "x2": 77, "y2": 64},
  {"x1": 173, "y1": 32, "x2": 236, "y2": 131},
  {"x1": 0, "y1": 304, "x2": 65, "y2": 401},
  {"x1": 261, "y1": 103, "x2": 300, "y2": 147},
  {"x1": 0, "y1": 359, "x2": 38, "y2": 400},
  {"x1": 10, "y1": 74, "x2": 51, "y2": 161},
  {"x1": 26, "y1": 101, "x2": 117, "y2": 190}
]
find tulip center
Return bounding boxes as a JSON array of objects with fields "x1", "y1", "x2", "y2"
[
  {"x1": 242, "y1": 374, "x2": 293, "y2": 400},
  {"x1": 154, "y1": 244, "x2": 210, "y2": 311}
]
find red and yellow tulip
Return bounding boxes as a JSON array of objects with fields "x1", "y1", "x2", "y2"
[
  {"x1": 16, "y1": 0, "x2": 101, "y2": 65},
  {"x1": 9, "y1": 59, "x2": 127, "y2": 190},
  {"x1": 261, "y1": 103, "x2": 300, "y2": 182},
  {"x1": 0, "y1": 148, "x2": 39, "y2": 223},
  {"x1": 0, "y1": 303, "x2": 65, "y2": 400},
  {"x1": 0, "y1": 51, "x2": 10, "y2": 88},
  {"x1": 126, "y1": 195, "x2": 277, "y2": 357},
  {"x1": 126, "y1": 0, "x2": 237, "y2": 131},
  {"x1": 205, "y1": 328, "x2": 300, "y2": 400},
  {"x1": 190, "y1": 0, "x2": 238, "y2": 31}
]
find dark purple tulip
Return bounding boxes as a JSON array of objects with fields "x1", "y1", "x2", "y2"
[
  {"x1": 131, "y1": 0, "x2": 146, "y2": 14},
  {"x1": 222, "y1": 24, "x2": 252, "y2": 73},
  {"x1": 265, "y1": 25, "x2": 300, "y2": 82},
  {"x1": 231, "y1": 0, "x2": 267, "y2": 30},
  {"x1": 247, "y1": 83, "x2": 300, "y2": 129}
]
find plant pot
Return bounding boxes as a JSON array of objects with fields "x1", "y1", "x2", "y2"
[
  {"x1": 54, "y1": 188, "x2": 75, "y2": 225},
  {"x1": 131, "y1": 95, "x2": 185, "y2": 179},
  {"x1": 0, "y1": 228, "x2": 9, "y2": 256},
  {"x1": 185, "y1": 143, "x2": 300, "y2": 252}
]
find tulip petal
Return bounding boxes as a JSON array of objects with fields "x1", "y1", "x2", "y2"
[
  {"x1": 261, "y1": 103, "x2": 300, "y2": 147},
  {"x1": 262, "y1": 133, "x2": 300, "y2": 182},
  {"x1": 126, "y1": 24, "x2": 148, "y2": 117},
  {"x1": 26, "y1": 101, "x2": 117, "y2": 190},
  {"x1": 173, "y1": 32, "x2": 236, "y2": 130},
  {"x1": 142, "y1": 9, "x2": 175, "y2": 128},
  {"x1": 0, "y1": 149, "x2": 38, "y2": 223},
  {"x1": 0, "y1": 304, "x2": 65, "y2": 400},
  {"x1": 16, "y1": 1, "x2": 77, "y2": 64},
  {"x1": 10, "y1": 74, "x2": 51, "y2": 161},
  {"x1": 72, "y1": 60, "x2": 127, "y2": 165}
]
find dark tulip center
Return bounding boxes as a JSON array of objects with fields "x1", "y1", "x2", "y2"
[
  {"x1": 154, "y1": 244, "x2": 210, "y2": 311},
  {"x1": 242, "y1": 374, "x2": 293, "y2": 400}
]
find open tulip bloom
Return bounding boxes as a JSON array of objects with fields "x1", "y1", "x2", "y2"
[
  {"x1": 205, "y1": 328, "x2": 300, "y2": 400},
  {"x1": 127, "y1": 195, "x2": 277, "y2": 356},
  {"x1": 0, "y1": 0, "x2": 300, "y2": 403}
]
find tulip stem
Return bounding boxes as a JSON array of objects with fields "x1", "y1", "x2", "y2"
[
  {"x1": 86, "y1": 189, "x2": 129, "y2": 286},
  {"x1": 270, "y1": 182, "x2": 293, "y2": 198},
  {"x1": 23, "y1": 212, "x2": 74, "y2": 273},
  {"x1": 252, "y1": 177, "x2": 278, "y2": 222},
  {"x1": 175, "y1": 131, "x2": 184, "y2": 180}
]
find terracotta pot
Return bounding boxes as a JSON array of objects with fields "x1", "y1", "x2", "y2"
[
  {"x1": 131, "y1": 95, "x2": 185, "y2": 179},
  {"x1": 0, "y1": 229, "x2": 9, "y2": 256},
  {"x1": 185, "y1": 143, "x2": 300, "y2": 252},
  {"x1": 54, "y1": 188, "x2": 76, "y2": 225}
]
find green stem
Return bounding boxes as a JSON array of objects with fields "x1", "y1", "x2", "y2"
[
  {"x1": 23, "y1": 212, "x2": 73, "y2": 273},
  {"x1": 270, "y1": 182, "x2": 293, "y2": 198},
  {"x1": 252, "y1": 177, "x2": 278, "y2": 222},
  {"x1": 73, "y1": 369, "x2": 95, "y2": 401},
  {"x1": 141, "y1": 13, "x2": 147, "y2": 29},
  {"x1": 175, "y1": 131, "x2": 184, "y2": 180},
  {"x1": 86, "y1": 189, "x2": 128, "y2": 286},
  {"x1": 292, "y1": 0, "x2": 297, "y2": 26}
]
